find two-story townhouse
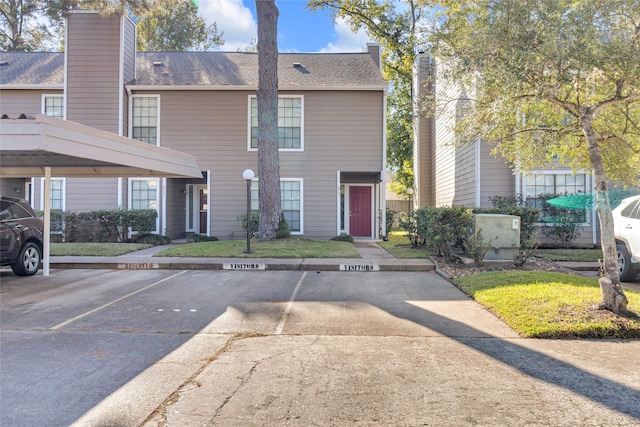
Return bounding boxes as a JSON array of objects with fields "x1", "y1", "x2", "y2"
[
  {"x1": 412, "y1": 52, "x2": 600, "y2": 247},
  {"x1": 0, "y1": 10, "x2": 388, "y2": 241}
]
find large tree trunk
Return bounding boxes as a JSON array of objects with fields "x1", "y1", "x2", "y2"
[
  {"x1": 581, "y1": 112, "x2": 628, "y2": 314},
  {"x1": 255, "y1": 0, "x2": 281, "y2": 241}
]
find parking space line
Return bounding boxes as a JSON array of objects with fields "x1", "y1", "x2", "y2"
[
  {"x1": 49, "y1": 271, "x2": 188, "y2": 331},
  {"x1": 275, "y1": 271, "x2": 307, "y2": 335}
]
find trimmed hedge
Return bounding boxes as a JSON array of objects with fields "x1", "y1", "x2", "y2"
[
  {"x1": 398, "y1": 197, "x2": 541, "y2": 263},
  {"x1": 37, "y1": 209, "x2": 158, "y2": 243}
]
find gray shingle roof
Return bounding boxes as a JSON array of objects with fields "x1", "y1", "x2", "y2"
[
  {"x1": 0, "y1": 52, "x2": 64, "y2": 86},
  {"x1": 0, "y1": 51, "x2": 386, "y2": 89}
]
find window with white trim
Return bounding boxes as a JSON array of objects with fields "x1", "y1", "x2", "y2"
[
  {"x1": 40, "y1": 177, "x2": 65, "y2": 211},
  {"x1": 131, "y1": 96, "x2": 159, "y2": 145},
  {"x1": 249, "y1": 96, "x2": 303, "y2": 150},
  {"x1": 249, "y1": 179, "x2": 303, "y2": 234},
  {"x1": 524, "y1": 172, "x2": 589, "y2": 223},
  {"x1": 43, "y1": 95, "x2": 64, "y2": 118},
  {"x1": 129, "y1": 178, "x2": 159, "y2": 232}
]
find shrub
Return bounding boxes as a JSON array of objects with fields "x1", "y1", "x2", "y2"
[
  {"x1": 186, "y1": 233, "x2": 219, "y2": 243},
  {"x1": 462, "y1": 228, "x2": 496, "y2": 266},
  {"x1": 385, "y1": 208, "x2": 397, "y2": 236},
  {"x1": 237, "y1": 212, "x2": 291, "y2": 239},
  {"x1": 537, "y1": 193, "x2": 585, "y2": 248},
  {"x1": 237, "y1": 212, "x2": 260, "y2": 236},
  {"x1": 275, "y1": 213, "x2": 292, "y2": 239},
  {"x1": 400, "y1": 206, "x2": 473, "y2": 261},
  {"x1": 134, "y1": 233, "x2": 171, "y2": 246},
  {"x1": 331, "y1": 234, "x2": 354, "y2": 242},
  {"x1": 38, "y1": 209, "x2": 158, "y2": 243}
]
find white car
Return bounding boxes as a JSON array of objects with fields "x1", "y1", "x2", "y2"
[{"x1": 613, "y1": 195, "x2": 640, "y2": 282}]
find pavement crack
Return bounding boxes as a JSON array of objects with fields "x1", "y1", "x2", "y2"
[
  {"x1": 208, "y1": 361, "x2": 260, "y2": 424},
  {"x1": 140, "y1": 334, "x2": 237, "y2": 426}
]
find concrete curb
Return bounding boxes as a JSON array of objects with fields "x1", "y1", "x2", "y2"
[{"x1": 49, "y1": 257, "x2": 435, "y2": 272}]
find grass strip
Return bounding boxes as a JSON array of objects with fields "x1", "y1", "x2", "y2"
[
  {"x1": 156, "y1": 238, "x2": 360, "y2": 258},
  {"x1": 51, "y1": 243, "x2": 152, "y2": 256},
  {"x1": 453, "y1": 271, "x2": 640, "y2": 338}
]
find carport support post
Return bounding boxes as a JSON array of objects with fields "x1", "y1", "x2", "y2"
[{"x1": 43, "y1": 167, "x2": 51, "y2": 276}]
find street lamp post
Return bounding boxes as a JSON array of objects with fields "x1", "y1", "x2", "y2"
[
  {"x1": 406, "y1": 188, "x2": 414, "y2": 216},
  {"x1": 242, "y1": 169, "x2": 255, "y2": 254}
]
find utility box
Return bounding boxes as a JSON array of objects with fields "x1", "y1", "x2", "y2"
[{"x1": 473, "y1": 214, "x2": 521, "y2": 261}]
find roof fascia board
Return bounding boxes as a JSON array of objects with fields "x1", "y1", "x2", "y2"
[{"x1": 0, "y1": 85, "x2": 64, "y2": 90}]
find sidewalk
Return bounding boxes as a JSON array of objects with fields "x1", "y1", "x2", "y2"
[{"x1": 49, "y1": 240, "x2": 435, "y2": 272}]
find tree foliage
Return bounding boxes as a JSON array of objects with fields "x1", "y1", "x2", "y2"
[
  {"x1": 0, "y1": 0, "x2": 51, "y2": 51},
  {"x1": 136, "y1": 0, "x2": 223, "y2": 51},
  {"x1": 427, "y1": 0, "x2": 640, "y2": 312},
  {"x1": 307, "y1": 0, "x2": 428, "y2": 191},
  {"x1": 43, "y1": 0, "x2": 152, "y2": 26},
  {"x1": 2, "y1": 0, "x2": 223, "y2": 52}
]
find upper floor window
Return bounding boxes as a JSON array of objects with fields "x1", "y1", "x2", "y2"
[
  {"x1": 42, "y1": 95, "x2": 64, "y2": 118},
  {"x1": 131, "y1": 96, "x2": 159, "y2": 145},
  {"x1": 249, "y1": 96, "x2": 303, "y2": 151}
]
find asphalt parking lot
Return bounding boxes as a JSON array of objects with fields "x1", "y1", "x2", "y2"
[{"x1": 1, "y1": 268, "x2": 639, "y2": 426}]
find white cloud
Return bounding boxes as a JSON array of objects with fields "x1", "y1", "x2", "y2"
[
  {"x1": 199, "y1": 0, "x2": 257, "y2": 51},
  {"x1": 319, "y1": 17, "x2": 371, "y2": 53}
]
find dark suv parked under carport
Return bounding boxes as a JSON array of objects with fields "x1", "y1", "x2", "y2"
[{"x1": 0, "y1": 196, "x2": 44, "y2": 276}]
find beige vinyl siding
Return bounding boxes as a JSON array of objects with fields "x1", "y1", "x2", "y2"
[
  {"x1": 121, "y1": 17, "x2": 136, "y2": 135},
  {"x1": 413, "y1": 54, "x2": 435, "y2": 208},
  {"x1": 434, "y1": 60, "x2": 479, "y2": 208},
  {"x1": 33, "y1": 178, "x2": 118, "y2": 211},
  {"x1": 136, "y1": 89, "x2": 384, "y2": 239},
  {"x1": 66, "y1": 13, "x2": 122, "y2": 133},
  {"x1": 0, "y1": 89, "x2": 58, "y2": 115},
  {"x1": 479, "y1": 142, "x2": 514, "y2": 207}
]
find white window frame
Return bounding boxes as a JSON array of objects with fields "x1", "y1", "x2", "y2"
[
  {"x1": 129, "y1": 94, "x2": 161, "y2": 146},
  {"x1": 249, "y1": 178, "x2": 304, "y2": 235},
  {"x1": 247, "y1": 95, "x2": 304, "y2": 152},
  {"x1": 39, "y1": 177, "x2": 66, "y2": 211},
  {"x1": 522, "y1": 170, "x2": 591, "y2": 226},
  {"x1": 42, "y1": 94, "x2": 65, "y2": 119},
  {"x1": 128, "y1": 177, "x2": 160, "y2": 233}
]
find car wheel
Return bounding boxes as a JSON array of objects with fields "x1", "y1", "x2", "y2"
[
  {"x1": 11, "y1": 242, "x2": 42, "y2": 276},
  {"x1": 617, "y1": 243, "x2": 638, "y2": 282}
]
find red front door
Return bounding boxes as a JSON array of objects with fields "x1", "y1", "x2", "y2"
[{"x1": 349, "y1": 186, "x2": 371, "y2": 237}]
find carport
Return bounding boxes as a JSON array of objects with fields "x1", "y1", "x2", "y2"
[{"x1": 0, "y1": 114, "x2": 203, "y2": 276}]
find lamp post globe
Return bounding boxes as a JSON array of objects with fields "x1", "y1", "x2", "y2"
[{"x1": 243, "y1": 169, "x2": 255, "y2": 181}]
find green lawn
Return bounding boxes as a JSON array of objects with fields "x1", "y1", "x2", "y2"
[
  {"x1": 378, "y1": 230, "x2": 435, "y2": 259},
  {"x1": 156, "y1": 238, "x2": 360, "y2": 258},
  {"x1": 50, "y1": 242, "x2": 151, "y2": 256},
  {"x1": 453, "y1": 271, "x2": 640, "y2": 338},
  {"x1": 536, "y1": 248, "x2": 603, "y2": 262}
]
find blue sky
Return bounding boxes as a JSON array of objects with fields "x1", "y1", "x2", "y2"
[{"x1": 198, "y1": 0, "x2": 371, "y2": 52}]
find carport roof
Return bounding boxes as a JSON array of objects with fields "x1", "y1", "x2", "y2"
[{"x1": 0, "y1": 114, "x2": 202, "y2": 178}]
